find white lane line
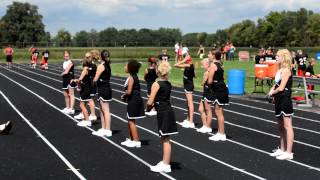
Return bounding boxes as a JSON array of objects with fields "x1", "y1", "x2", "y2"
[
  {"x1": 19, "y1": 64, "x2": 320, "y2": 172},
  {"x1": 0, "y1": 71, "x2": 175, "y2": 180},
  {"x1": 5, "y1": 66, "x2": 266, "y2": 180},
  {"x1": 38, "y1": 64, "x2": 320, "y2": 123},
  {"x1": 15, "y1": 65, "x2": 320, "y2": 149},
  {"x1": 0, "y1": 90, "x2": 86, "y2": 180}
]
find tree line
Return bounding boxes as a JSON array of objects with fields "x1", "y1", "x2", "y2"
[{"x1": 0, "y1": 2, "x2": 319, "y2": 48}]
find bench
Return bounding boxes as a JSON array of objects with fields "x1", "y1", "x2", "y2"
[
  {"x1": 292, "y1": 76, "x2": 320, "y2": 107},
  {"x1": 249, "y1": 76, "x2": 273, "y2": 93}
]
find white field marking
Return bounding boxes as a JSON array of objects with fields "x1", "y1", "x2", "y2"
[
  {"x1": 4, "y1": 66, "x2": 266, "y2": 180},
  {"x1": 0, "y1": 71, "x2": 175, "y2": 180},
  {"x1": 13, "y1": 66, "x2": 320, "y2": 150},
  {"x1": 0, "y1": 90, "x2": 86, "y2": 180},
  {"x1": 27, "y1": 63, "x2": 320, "y2": 124},
  {"x1": 10, "y1": 65, "x2": 320, "y2": 173}
]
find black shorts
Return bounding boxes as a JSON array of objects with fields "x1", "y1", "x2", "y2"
[
  {"x1": 183, "y1": 80, "x2": 194, "y2": 93},
  {"x1": 127, "y1": 93, "x2": 145, "y2": 120},
  {"x1": 201, "y1": 85, "x2": 213, "y2": 102},
  {"x1": 97, "y1": 83, "x2": 112, "y2": 102},
  {"x1": 62, "y1": 76, "x2": 76, "y2": 90},
  {"x1": 274, "y1": 94, "x2": 294, "y2": 117},
  {"x1": 212, "y1": 83, "x2": 229, "y2": 106},
  {"x1": 79, "y1": 85, "x2": 91, "y2": 102},
  {"x1": 6, "y1": 55, "x2": 12, "y2": 62},
  {"x1": 155, "y1": 102, "x2": 178, "y2": 137}
]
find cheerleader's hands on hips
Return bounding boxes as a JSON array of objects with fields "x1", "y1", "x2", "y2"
[
  {"x1": 146, "y1": 103, "x2": 154, "y2": 112},
  {"x1": 121, "y1": 93, "x2": 128, "y2": 102}
]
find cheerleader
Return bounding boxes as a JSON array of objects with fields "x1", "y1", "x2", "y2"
[
  {"x1": 208, "y1": 51, "x2": 229, "y2": 141},
  {"x1": 144, "y1": 56, "x2": 158, "y2": 116},
  {"x1": 40, "y1": 49, "x2": 50, "y2": 70},
  {"x1": 269, "y1": 49, "x2": 294, "y2": 160},
  {"x1": 147, "y1": 61, "x2": 178, "y2": 173},
  {"x1": 174, "y1": 52, "x2": 195, "y2": 128},
  {"x1": 197, "y1": 58, "x2": 213, "y2": 133},
  {"x1": 197, "y1": 45, "x2": 205, "y2": 59},
  {"x1": 30, "y1": 49, "x2": 39, "y2": 69},
  {"x1": 60, "y1": 51, "x2": 75, "y2": 115},
  {"x1": 121, "y1": 60, "x2": 145, "y2": 148},
  {"x1": 3, "y1": 45, "x2": 14, "y2": 68},
  {"x1": 71, "y1": 56, "x2": 94, "y2": 127},
  {"x1": 91, "y1": 50, "x2": 112, "y2": 137}
]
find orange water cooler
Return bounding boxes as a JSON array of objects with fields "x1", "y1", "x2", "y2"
[
  {"x1": 255, "y1": 64, "x2": 268, "y2": 78},
  {"x1": 265, "y1": 60, "x2": 279, "y2": 78}
]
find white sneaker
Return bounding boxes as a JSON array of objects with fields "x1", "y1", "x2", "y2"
[
  {"x1": 61, "y1": 107, "x2": 69, "y2": 113},
  {"x1": 150, "y1": 161, "x2": 171, "y2": 173},
  {"x1": 92, "y1": 129, "x2": 112, "y2": 137},
  {"x1": 182, "y1": 121, "x2": 195, "y2": 128},
  {"x1": 146, "y1": 110, "x2": 157, "y2": 116},
  {"x1": 209, "y1": 133, "x2": 227, "y2": 141},
  {"x1": 206, "y1": 127, "x2": 212, "y2": 133},
  {"x1": 89, "y1": 115, "x2": 97, "y2": 121},
  {"x1": 125, "y1": 140, "x2": 141, "y2": 148},
  {"x1": 66, "y1": 109, "x2": 75, "y2": 115},
  {"x1": 74, "y1": 113, "x2": 84, "y2": 120},
  {"x1": 178, "y1": 120, "x2": 189, "y2": 126},
  {"x1": 197, "y1": 126, "x2": 208, "y2": 133},
  {"x1": 276, "y1": 152, "x2": 293, "y2": 160},
  {"x1": 270, "y1": 148, "x2": 284, "y2": 157},
  {"x1": 77, "y1": 120, "x2": 92, "y2": 127},
  {"x1": 121, "y1": 138, "x2": 132, "y2": 146}
]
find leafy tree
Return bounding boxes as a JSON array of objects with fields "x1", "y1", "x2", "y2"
[
  {"x1": 54, "y1": 28, "x2": 71, "y2": 47},
  {"x1": 197, "y1": 32, "x2": 207, "y2": 45},
  {"x1": 74, "y1": 30, "x2": 89, "y2": 47},
  {"x1": 1, "y1": 2, "x2": 46, "y2": 44},
  {"x1": 182, "y1": 33, "x2": 198, "y2": 46},
  {"x1": 99, "y1": 27, "x2": 118, "y2": 46},
  {"x1": 305, "y1": 13, "x2": 320, "y2": 45}
]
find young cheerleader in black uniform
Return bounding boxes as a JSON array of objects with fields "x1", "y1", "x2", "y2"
[
  {"x1": 269, "y1": 49, "x2": 294, "y2": 160},
  {"x1": 92, "y1": 50, "x2": 113, "y2": 137},
  {"x1": 174, "y1": 52, "x2": 195, "y2": 128},
  {"x1": 197, "y1": 58, "x2": 213, "y2": 133},
  {"x1": 147, "y1": 61, "x2": 178, "y2": 173},
  {"x1": 144, "y1": 56, "x2": 158, "y2": 116},
  {"x1": 60, "y1": 51, "x2": 75, "y2": 115},
  {"x1": 71, "y1": 56, "x2": 94, "y2": 127},
  {"x1": 121, "y1": 60, "x2": 145, "y2": 148},
  {"x1": 208, "y1": 51, "x2": 229, "y2": 141}
]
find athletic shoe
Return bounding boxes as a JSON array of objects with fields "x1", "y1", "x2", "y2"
[
  {"x1": 276, "y1": 152, "x2": 293, "y2": 160},
  {"x1": 77, "y1": 120, "x2": 92, "y2": 127},
  {"x1": 209, "y1": 133, "x2": 227, "y2": 141},
  {"x1": 146, "y1": 110, "x2": 157, "y2": 116},
  {"x1": 92, "y1": 129, "x2": 112, "y2": 137},
  {"x1": 197, "y1": 126, "x2": 211, "y2": 133},
  {"x1": 181, "y1": 121, "x2": 195, "y2": 128},
  {"x1": 0, "y1": 121, "x2": 12, "y2": 135},
  {"x1": 61, "y1": 107, "x2": 69, "y2": 113},
  {"x1": 121, "y1": 138, "x2": 132, "y2": 146},
  {"x1": 89, "y1": 115, "x2": 97, "y2": 121},
  {"x1": 66, "y1": 109, "x2": 75, "y2": 115},
  {"x1": 74, "y1": 113, "x2": 84, "y2": 120},
  {"x1": 269, "y1": 148, "x2": 284, "y2": 157},
  {"x1": 150, "y1": 161, "x2": 171, "y2": 173},
  {"x1": 125, "y1": 140, "x2": 141, "y2": 148},
  {"x1": 178, "y1": 120, "x2": 189, "y2": 126}
]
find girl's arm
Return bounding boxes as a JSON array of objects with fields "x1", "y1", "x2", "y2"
[
  {"x1": 93, "y1": 64, "x2": 105, "y2": 82},
  {"x1": 269, "y1": 69, "x2": 291, "y2": 96},
  {"x1": 201, "y1": 71, "x2": 209, "y2": 86},
  {"x1": 174, "y1": 58, "x2": 190, "y2": 68},
  {"x1": 207, "y1": 63, "x2": 217, "y2": 85},
  {"x1": 61, "y1": 61, "x2": 73, "y2": 76},
  {"x1": 72, "y1": 67, "x2": 88, "y2": 83},
  {"x1": 123, "y1": 76, "x2": 134, "y2": 95},
  {"x1": 146, "y1": 82, "x2": 160, "y2": 111},
  {"x1": 144, "y1": 68, "x2": 148, "y2": 81}
]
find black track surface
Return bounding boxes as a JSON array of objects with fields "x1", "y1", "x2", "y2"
[{"x1": 0, "y1": 63, "x2": 319, "y2": 180}]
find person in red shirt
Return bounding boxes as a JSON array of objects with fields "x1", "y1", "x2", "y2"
[{"x1": 3, "y1": 45, "x2": 14, "y2": 68}]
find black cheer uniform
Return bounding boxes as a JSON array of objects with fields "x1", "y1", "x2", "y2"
[
  {"x1": 145, "y1": 68, "x2": 158, "y2": 96},
  {"x1": 89, "y1": 64, "x2": 97, "y2": 97},
  {"x1": 212, "y1": 62, "x2": 229, "y2": 105},
  {"x1": 124, "y1": 74, "x2": 145, "y2": 120},
  {"x1": 183, "y1": 64, "x2": 195, "y2": 93},
  {"x1": 79, "y1": 68, "x2": 92, "y2": 102},
  {"x1": 62, "y1": 60, "x2": 75, "y2": 89},
  {"x1": 97, "y1": 63, "x2": 112, "y2": 102},
  {"x1": 274, "y1": 71, "x2": 294, "y2": 117},
  {"x1": 154, "y1": 81, "x2": 178, "y2": 137},
  {"x1": 202, "y1": 75, "x2": 214, "y2": 103}
]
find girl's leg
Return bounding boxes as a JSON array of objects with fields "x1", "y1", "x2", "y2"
[
  {"x1": 89, "y1": 98, "x2": 96, "y2": 117},
  {"x1": 80, "y1": 101, "x2": 89, "y2": 120},
  {"x1": 278, "y1": 118, "x2": 285, "y2": 151},
  {"x1": 214, "y1": 104, "x2": 225, "y2": 134},
  {"x1": 100, "y1": 101, "x2": 111, "y2": 130},
  {"x1": 68, "y1": 88, "x2": 75, "y2": 110},
  {"x1": 204, "y1": 101, "x2": 212, "y2": 128},
  {"x1": 283, "y1": 116, "x2": 294, "y2": 153},
  {"x1": 161, "y1": 136, "x2": 171, "y2": 165},
  {"x1": 63, "y1": 90, "x2": 70, "y2": 108},
  {"x1": 198, "y1": 101, "x2": 206, "y2": 126},
  {"x1": 128, "y1": 120, "x2": 139, "y2": 141},
  {"x1": 185, "y1": 93, "x2": 194, "y2": 123}
]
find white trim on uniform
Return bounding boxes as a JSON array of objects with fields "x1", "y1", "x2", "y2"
[
  {"x1": 159, "y1": 130, "x2": 179, "y2": 137},
  {"x1": 201, "y1": 97, "x2": 213, "y2": 103},
  {"x1": 275, "y1": 111, "x2": 294, "y2": 117},
  {"x1": 184, "y1": 89, "x2": 193, "y2": 94},
  {"x1": 127, "y1": 113, "x2": 146, "y2": 120},
  {"x1": 79, "y1": 97, "x2": 91, "y2": 102},
  {"x1": 98, "y1": 97, "x2": 112, "y2": 102},
  {"x1": 212, "y1": 99, "x2": 229, "y2": 106}
]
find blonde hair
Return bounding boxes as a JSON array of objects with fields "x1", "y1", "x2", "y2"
[
  {"x1": 277, "y1": 49, "x2": 292, "y2": 69},
  {"x1": 309, "y1": 58, "x2": 316, "y2": 65},
  {"x1": 157, "y1": 61, "x2": 171, "y2": 77},
  {"x1": 90, "y1": 49, "x2": 100, "y2": 61}
]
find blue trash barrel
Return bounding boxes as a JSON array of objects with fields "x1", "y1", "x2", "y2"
[
  {"x1": 228, "y1": 69, "x2": 245, "y2": 95},
  {"x1": 316, "y1": 52, "x2": 320, "y2": 61}
]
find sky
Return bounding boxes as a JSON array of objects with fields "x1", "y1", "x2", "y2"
[{"x1": 0, "y1": 0, "x2": 319, "y2": 36}]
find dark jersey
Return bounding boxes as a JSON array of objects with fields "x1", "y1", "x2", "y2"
[
  {"x1": 158, "y1": 54, "x2": 170, "y2": 61},
  {"x1": 295, "y1": 54, "x2": 308, "y2": 70},
  {"x1": 305, "y1": 65, "x2": 315, "y2": 76},
  {"x1": 255, "y1": 55, "x2": 265, "y2": 64}
]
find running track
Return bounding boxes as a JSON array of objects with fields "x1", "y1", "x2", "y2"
[{"x1": 0, "y1": 63, "x2": 319, "y2": 180}]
